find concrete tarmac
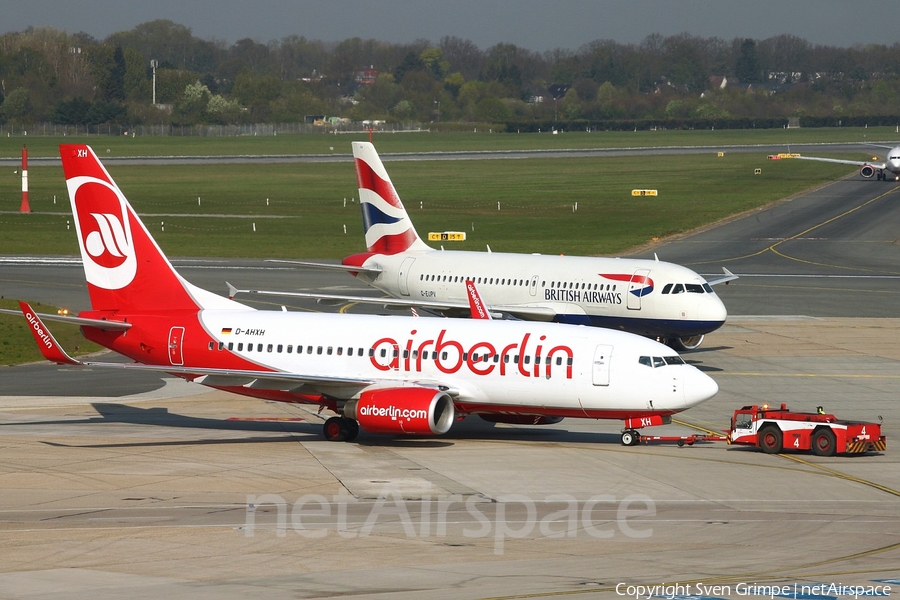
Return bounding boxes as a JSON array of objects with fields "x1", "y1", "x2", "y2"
[
  {"x1": 2, "y1": 170, "x2": 900, "y2": 597},
  {"x1": 1, "y1": 318, "x2": 898, "y2": 599}
]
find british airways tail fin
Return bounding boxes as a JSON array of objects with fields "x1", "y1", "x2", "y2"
[
  {"x1": 351, "y1": 141, "x2": 431, "y2": 255},
  {"x1": 60, "y1": 144, "x2": 243, "y2": 313}
]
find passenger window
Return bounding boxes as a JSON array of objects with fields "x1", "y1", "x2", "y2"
[
  {"x1": 267, "y1": 344, "x2": 273, "y2": 353},
  {"x1": 441, "y1": 352, "x2": 448, "y2": 360},
  {"x1": 277, "y1": 344, "x2": 283, "y2": 353},
  {"x1": 639, "y1": 356, "x2": 652, "y2": 367},
  {"x1": 662, "y1": 284, "x2": 673, "y2": 294},
  {"x1": 524, "y1": 356, "x2": 531, "y2": 364},
  {"x1": 566, "y1": 358, "x2": 573, "y2": 366},
  {"x1": 556, "y1": 356, "x2": 562, "y2": 366},
  {"x1": 307, "y1": 346, "x2": 313, "y2": 354},
  {"x1": 317, "y1": 346, "x2": 323, "y2": 355},
  {"x1": 208, "y1": 341, "x2": 214, "y2": 350},
  {"x1": 246, "y1": 344, "x2": 252, "y2": 352},
  {"x1": 337, "y1": 347, "x2": 343, "y2": 356},
  {"x1": 228, "y1": 342, "x2": 233, "y2": 351},
  {"x1": 358, "y1": 348, "x2": 365, "y2": 356},
  {"x1": 287, "y1": 345, "x2": 292, "y2": 353},
  {"x1": 215, "y1": 342, "x2": 222, "y2": 351}
]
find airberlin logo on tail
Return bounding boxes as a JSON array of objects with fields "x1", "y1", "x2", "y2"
[{"x1": 68, "y1": 175, "x2": 137, "y2": 290}]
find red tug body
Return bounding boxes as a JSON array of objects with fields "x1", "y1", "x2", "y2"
[{"x1": 728, "y1": 404, "x2": 886, "y2": 456}]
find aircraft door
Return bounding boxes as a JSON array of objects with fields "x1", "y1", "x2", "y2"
[
  {"x1": 626, "y1": 269, "x2": 651, "y2": 310},
  {"x1": 398, "y1": 257, "x2": 416, "y2": 296},
  {"x1": 591, "y1": 344, "x2": 613, "y2": 386},
  {"x1": 168, "y1": 326, "x2": 185, "y2": 366},
  {"x1": 530, "y1": 275, "x2": 539, "y2": 296}
]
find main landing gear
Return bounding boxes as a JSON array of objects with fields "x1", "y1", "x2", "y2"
[{"x1": 323, "y1": 416, "x2": 360, "y2": 442}]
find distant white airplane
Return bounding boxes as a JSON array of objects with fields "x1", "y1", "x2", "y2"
[
  {"x1": 5, "y1": 144, "x2": 719, "y2": 447},
  {"x1": 235, "y1": 142, "x2": 736, "y2": 350},
  {"x1": 791, "y1": 144, "x2": 900, "y2": 181}
]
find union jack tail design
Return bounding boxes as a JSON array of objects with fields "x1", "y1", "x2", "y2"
[
  {"x1": 60, "y1": 144, "x2": 240, "y2": 313},
  {"x1": 352, "y1": 142, "x2": 430, "y2": 255}
]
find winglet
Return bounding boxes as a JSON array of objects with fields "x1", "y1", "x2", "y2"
[
  {"x1": 706, "y1": 267, "x2": 739, "y2": 286},
  {"x1": 18, "y1": 301, "x2": 82, "y2": 365},
  {"x1": 465, "y1": 280, "x2": 492, "y2": 320},
  {"x1": 227, "y1": 282, "x2": 239, "y2": 299}
]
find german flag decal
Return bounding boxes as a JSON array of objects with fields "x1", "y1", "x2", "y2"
[{"x1": 221, "y1": 327, "x2": 232, "y2": 334}]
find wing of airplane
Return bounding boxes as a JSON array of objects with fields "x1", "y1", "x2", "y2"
[
  {"x1": 0, "y1": 306, "x2": 132, "y2": 330},
  {"x1": 226, "y1": 283, "x2": 557, "y2": 321},
  {"x1": 264, "y1": 259, "x2": 382, "y2": 275},
  {"x1": 16, "y1": 301, "x2": 377, "y2": 396},
  {"x1": 793, "y1": 155, "x2": 886, "y2": 170},
  {"x1": 705, "y1": 268, "x2": 738, "y2": 286}
]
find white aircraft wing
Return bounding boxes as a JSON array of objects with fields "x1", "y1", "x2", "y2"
[
  {"x1": 264, "y1": 259, "x2": 382, "y2": 275},
  {"x1": 793, "y1": 155, "x2": 886, "y2": 169},
  {"x1": 227, "y1": 285, "x2": 558, "y2": 320},
  {"x1": 0, "y1": 307, "x2": 132, "y2": 330},
  {"x1": 16, "y1": 301, "x2": 463, "y2": 400},
  {"x1": 705, "y1": 268, "x2": 738, "y2": 286}
]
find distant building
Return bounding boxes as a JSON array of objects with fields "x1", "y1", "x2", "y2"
[{"x1": 355, "y1": 66, "x2": 378, "y2": 85}]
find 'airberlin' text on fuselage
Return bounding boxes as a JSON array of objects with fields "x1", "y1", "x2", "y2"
[{"x1": 369, "y1": 329, "x2": 574, "y2": 379}]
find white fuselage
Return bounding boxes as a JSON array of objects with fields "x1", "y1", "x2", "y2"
[
  {"x1": 198, "y1": 310, "x2": 717, "y2": 417},
  {"x1": 351, "y1": 250, "x2": 727, "y2": 340}
]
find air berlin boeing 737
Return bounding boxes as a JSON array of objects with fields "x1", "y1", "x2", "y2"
[
  {"x1": 238, "y1": 142, "x2": 735, "y2": 350},
  {"x1": 10, "y1": 145, "x2": 718, "y2": 446}
]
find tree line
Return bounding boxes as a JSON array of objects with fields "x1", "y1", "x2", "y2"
[{"x1": 2, "y1": 20, "x2": 900, "y2": 131}]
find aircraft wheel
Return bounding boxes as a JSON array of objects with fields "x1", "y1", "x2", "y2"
[
  {"x1": 811, "y1": 428, "x2": 836, "y2": 457},
  {"x1": 323, "y1": 417, "x2": 347, "y2": 441},
  {"x1": 621, "y1": 430, "x2": 640, "y2": 446},
  {"x1": 343, "y1": 418, "x2": 360, "y2": 442},
  {"x1": 758, "y1": 425, "x2": 782, "y2": 454}
]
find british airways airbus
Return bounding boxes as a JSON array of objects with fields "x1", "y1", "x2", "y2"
[
  {"x1": 238, "y1": 142, "x2": 735, "y2": 350},
  {"x1": 791, "y1": 143, "x2": 900, "y2": 181},
  {"x1": 7, "y1": 144, "x2": 718, "y2": 446}
]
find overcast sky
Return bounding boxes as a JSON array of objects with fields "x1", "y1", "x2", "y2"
[{"x1": 5, "y1": 0, "x2": 897, "y2": 51}]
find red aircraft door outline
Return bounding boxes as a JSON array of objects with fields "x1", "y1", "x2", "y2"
[{"x1": 168, "y1": 326, "x2": 185, "y2": 366}]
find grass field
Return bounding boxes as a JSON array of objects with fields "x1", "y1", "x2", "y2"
[
  {"x1": 0, "y1": 126, "x2": 898, "y2": 158},
  {"x1": 0, "y1": 152, "x2": 856, "y2": 258}
]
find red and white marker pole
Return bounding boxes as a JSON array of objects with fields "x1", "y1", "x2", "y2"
[{"x1": 20, "y1": 145, "x2": 30, "y2": 213}]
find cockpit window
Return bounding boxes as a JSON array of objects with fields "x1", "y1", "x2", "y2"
[
  {"x1": 685, "y1": 284, "x2": 704, "y2": 293},
  {"x1": 640, "y1": 355, "x2": 686, "y2": 367},
  {"x1": 661, "y1": 283, "x2": 673, "y2": 294},
  {"x1": 671, "y1": 284, "x2": 684, "y2": 294},
  {"x1": 703, "y1": 283, "x2": 713, "y2": 293}
]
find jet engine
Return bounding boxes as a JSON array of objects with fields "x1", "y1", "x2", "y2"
[
  {"x1": 344, "y1": 387, "x2": 455, "y2": 435},
  {"x1": 860, "y1": 164, "x2": 876, "y2": 178}
]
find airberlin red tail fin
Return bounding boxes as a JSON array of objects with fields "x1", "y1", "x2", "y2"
[{"x1": 60, "y1": 145, "x2": 237, "y2": 314}]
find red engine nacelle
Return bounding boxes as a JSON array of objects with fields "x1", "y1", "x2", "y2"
[
  {"x1": 860, "y1": 164, "x2": 876, "y2": 178},
  {"x1": 344, "y1": 387, "x2": 455, "y2": 435}
]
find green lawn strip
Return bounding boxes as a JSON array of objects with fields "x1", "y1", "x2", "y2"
[
  {"x1": 0, "y1": 299, "x2": 102, "y2": 366},
  {"x1": 0, "y1": 126, "x2": 897, "y2": 158},
  {"x1": 0, "y1": 153, "x2": 856, "y2": 257}
]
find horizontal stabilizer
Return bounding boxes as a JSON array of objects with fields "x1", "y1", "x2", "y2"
[
  {"x1": 264, "y1": 259, "x2": 382, "y2": 275},
  {"x1": 16, "y1": 302, "x2": 83, "y2": 365}
]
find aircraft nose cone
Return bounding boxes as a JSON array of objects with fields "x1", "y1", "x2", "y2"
[
  {"x1": 695, "y1": 293, "x2": 727, "y2": 330},
  {"x1": 684, "y1": 367, "x2": 718, "y2": 407}
]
